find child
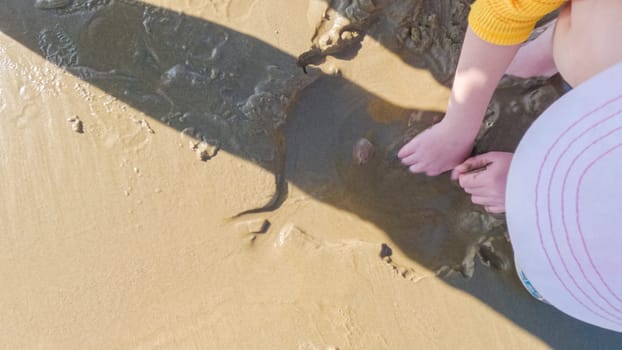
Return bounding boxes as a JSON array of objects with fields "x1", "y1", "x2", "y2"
[
  {"x1": 397, "y1": 0, "x2": 622, "y2": 213},
  {"x1": 503, "y1": 62, "x2": 622, "y2": 331},
  {"x1": 397, "y1": 0, "x2": 622, "y2": 332}
]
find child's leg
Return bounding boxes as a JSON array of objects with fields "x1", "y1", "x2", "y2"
[
  {"x1": 553, "y1": 0, "x2": 622, "y2": 88},
  {"x1": 505, "y1": 21, "x2": 558, "y2": 78}
]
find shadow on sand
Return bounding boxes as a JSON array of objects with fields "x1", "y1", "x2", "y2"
[{"x1": 1, "y1": 0, "x2": 620, "y2": 347}]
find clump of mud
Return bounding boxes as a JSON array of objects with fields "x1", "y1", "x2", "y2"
[
  {"x1": 300, "y1": 0, "x2": 472, "y2": 84},
  {"x1": 298, "y1": 0, "x2": 387, "y2": 69}
]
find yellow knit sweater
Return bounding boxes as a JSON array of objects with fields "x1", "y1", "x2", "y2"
[{"x1": 469, "y1": 0, "x2": 567, "y2": 45}]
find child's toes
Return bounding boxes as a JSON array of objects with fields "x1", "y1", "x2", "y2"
[
  {"x1": 408, "y1": 162, "x2": 426, "y2": 173},
  {"x1": 400, "y1": 153, "x2": 419, "y2": 166},
  {"x1": 397, "y1": 141, "x2": 417, "y2": 158}
]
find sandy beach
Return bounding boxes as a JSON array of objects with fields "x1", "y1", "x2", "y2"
[{"x1": 1, "y1": 0, "x2": 621, "y2": 348}]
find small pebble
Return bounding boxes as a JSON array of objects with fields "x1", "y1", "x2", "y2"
[
  {"x1": 379, "y1": 243, "x2": 393, "y2": 259},
  {"x1": 67, "y1": 116, "x2": 83, "y2": 134},
  {"x1": 193, "y1": 140, "x2": 220, "y2": 161},
  {"x1": 352, "y1": 137, "x2": 375, "y2": 165}
]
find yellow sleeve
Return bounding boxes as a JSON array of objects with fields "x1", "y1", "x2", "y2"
[{"x1": 468, "y1": 0, "x2": 566, "y2": 45}]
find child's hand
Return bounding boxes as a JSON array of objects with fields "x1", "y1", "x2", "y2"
[
  {"x1": 397, "y1": 120, "x2": 476, "y2": 176},
  {"x1": 452, "y1": 152, "x2": 513, "y2": 214}
]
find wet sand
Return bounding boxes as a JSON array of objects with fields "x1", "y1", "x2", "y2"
[{"x1": 1, "y1": 0, "x2": 621, "y2": 349}]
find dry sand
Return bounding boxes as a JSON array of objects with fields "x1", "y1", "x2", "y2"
[{"x1": 1, "y1": 0, "x2": 621, "y2": 349}]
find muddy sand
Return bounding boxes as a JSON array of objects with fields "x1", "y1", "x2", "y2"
[{"x1": 1, "y1": 0, "x2": 621, "y2": 349}]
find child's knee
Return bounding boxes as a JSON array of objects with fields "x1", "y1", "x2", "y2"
[{"x1": 553, "y1": 0, "x2": 622, "y2": 87}]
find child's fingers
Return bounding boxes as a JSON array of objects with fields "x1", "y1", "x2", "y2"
[
  {"x1": 450, "y1": 168, "x2": 461, "y2": 180},
  {"x1": 451, "y1": 164, "x2": 468, "y2": 180},
  {"x1": 452, "y1": 161, "x2": 475, "y2": 178},
  {"x1": 453, "y1": 162, "x2": 471, "y2": 174},
  {"x1": 485, "y1": 205, "x2": 505, "y2": 214},
  {"x1": 462, "y1": 185, "x2": 486, "y2": 195},
  {"x1": 471, "y1": 195, "x2": 504, "y2": 207},
  {"x1": 452, "y1": 155, "x2": 491, "y2": 180},
  {"x1": 470, "y1": 195, "x2": 493, "y2": 206},
  {"x1": 458, "y1": 170, "x2": 488, "y2": 189},
  {"x1": 463, "y1": 154, "x2": 491, "y2": 169}
]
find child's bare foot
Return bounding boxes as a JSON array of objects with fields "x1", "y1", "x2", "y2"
[
  {"x1": 398, "y1": 119, "x2": 476, "y2": 176},
  {"x1": 452, "y1": 152, "x2": 513, "y2": 214},
  {"x1": 505, "y1": 21, "x2": 558, "y2": 79}
]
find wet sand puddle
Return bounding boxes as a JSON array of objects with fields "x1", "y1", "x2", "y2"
[{"x1": 1, "y1": 0, "x2": 621, "y2": 349}]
